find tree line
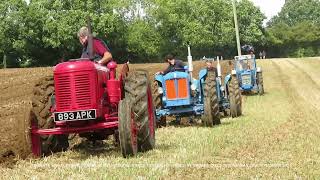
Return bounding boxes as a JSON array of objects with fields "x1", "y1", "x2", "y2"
[{"x1": 0, "y1": 0, "x2": 319, "y2": 68}]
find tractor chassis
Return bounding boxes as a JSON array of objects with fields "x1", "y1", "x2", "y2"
[
  {"x1": 31, "y1": 117, "x2": 119, "y2": 156},
  {"x1": 156, "y1": 104, "x2": 204, "y2": 118}
]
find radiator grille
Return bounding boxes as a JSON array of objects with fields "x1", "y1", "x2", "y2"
[
  {"x1": 165, "y1": 78, "x2": 188, "y2": 100},
  {"x1": 74, "y1": 74, "x2": 91, "y2": 108},
  {"x1": 165, "y1": 80, "x2": 176, "y2": 99},
  {"x1": 241, "y1": 74, "x2": 251, "y2": 86},
  {"x1": 56, "y1": 75, "x2": 72, "y2": 110},
  {"x1": 55, "y1": 73, "x2": 92, "y2": 110}
]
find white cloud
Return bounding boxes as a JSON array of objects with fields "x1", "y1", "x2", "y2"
[{"x1": 249, "y1": 0, "x2": 285, "y2": 23}]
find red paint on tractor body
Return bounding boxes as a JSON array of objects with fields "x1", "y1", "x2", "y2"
[{"x1": 31, "y1": 59, "x2": 124, "y2": 156}]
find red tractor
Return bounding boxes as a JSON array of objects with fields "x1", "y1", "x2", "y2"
[{"x1": 29, "y1": 59, "x2": 155, "y2": 158}]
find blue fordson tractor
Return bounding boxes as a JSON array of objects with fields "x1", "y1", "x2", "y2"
[
  {"x1": 233, "y1": 54, "x2": 264, "y2": 95},
  {"x1": 152, "y1": 46, "x2": 242, "y2": 127}
]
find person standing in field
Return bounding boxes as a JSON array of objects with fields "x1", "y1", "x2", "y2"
[
  {"x1": 262, "y1": 50, "x2": 266, "y2": 59},
  {"x1": 78, "y1": 26, "x2": 113, "y2": 65},
  {"x1": 259, "y1": 51, "x2": 263, "y2": 59}
]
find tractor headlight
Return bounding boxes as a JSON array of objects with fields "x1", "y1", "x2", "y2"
[
  {"x1": 191, "y1": 84, "x2": 197, "y2": 91},
  {"x1": 256, "y1": 67, "x2": 262, "y2": 72},
  {"x1": 158, "y1": 87, "x2": 163, "y2": 94}
]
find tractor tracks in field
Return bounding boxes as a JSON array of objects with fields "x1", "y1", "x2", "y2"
[
  {"x1": 269, "y1": 60, "x2": 320, "y2": 170},
  {"x1": 228, "y1": 61, "x2": 298, "y2": 160},
  {"x1": 271, "y1": 60, "x2": 319, "y2": 111},
  {"x1": 271, "y1": 60, "x2": 320, "y2": 128},
  {"x1": 281, "y1": 60, "x2": 320, "y2": 111},
  {"x1": 234, "y1": 60, "x2": 320, "y2": 161},
  {"x1": 285, "y1": 60, "x2": 320, "y2": 91}
]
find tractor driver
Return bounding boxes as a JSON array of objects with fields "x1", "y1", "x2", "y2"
[
  {"x1": 78, "y1": 27, "x2": 113, "y2": 65},
  {"x1": 241, "y1": 44, "x2": 255, "y2": 56},
  {"x1": 156, "y1": 54, "x2": 185, "y2": 75}
]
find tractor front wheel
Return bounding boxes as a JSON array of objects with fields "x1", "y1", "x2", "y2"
[
  {"x1": 118, "y1": 99, "x2": 138, "y2": 157},
  {"x1": 257, "y1": 72, "x2": 264, "y2": 95},
  {"x1": 229, "y1": 75, "x2": 242, "y2": 117},
  {"x1": 152, "y1": 81, "x2": 166, "y2": 127},
  {"x1": 30, "y1": 75, "x2": 69, "y2": 156},
  {"x1": 201, "y1": 70, "x2": 220, "y2": 126}
]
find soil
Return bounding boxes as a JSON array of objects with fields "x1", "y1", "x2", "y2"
[{"x1": 0, "y1": 60, "x2": 232, "y2": 165}]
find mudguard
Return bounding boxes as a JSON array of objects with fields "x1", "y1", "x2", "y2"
[
  {"x1": 154, "y1": 74, "x2": 164, "y2": 85},
  {"x1": 163, "y1": 71, "x2": 189, "y2": 80},
  {"x1": 224, "y1": 74, "x2": 232, "y2": 85},
  {"x1": 199, "y1": 68, "x2": 208, "y2": 81}
]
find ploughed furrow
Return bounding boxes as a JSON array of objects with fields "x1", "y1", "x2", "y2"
[
  {"x1": 281, "y1": 60, "x2": 320, "y2": 110},
  {"x1": 287, "y1": 58, "x2": 320, "y2": 88}
]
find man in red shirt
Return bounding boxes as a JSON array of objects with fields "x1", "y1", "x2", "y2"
[{"x1": 78, "y1": 27, "x2": 113, "y2": 65}]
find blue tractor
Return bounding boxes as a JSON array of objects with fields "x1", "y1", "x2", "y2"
[
  {"x1": 234, "y1": 45, "x2": 264, "y2": 95},
  {"x1": 152, "y1": 46, "x2": 242, "y2": 127},
  {"x1": 233, "y1": 54, "x2": 264, "y2": 95}
]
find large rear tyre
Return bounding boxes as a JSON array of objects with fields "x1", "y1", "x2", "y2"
[
  {"x1": 119, "y1": 70, "x2": 156, "y2": 157},
  {"x1": 201, "y1": 70, "x2": 220, "y2": 126},
  {"x1": 30, "y1": 76, "x2": 69, "y2": 156},
  {"x1": 257, "y1": 72, "x2": 264, "y2": 95},
  {"x1": 229, "y1": 75, "x2": 242, "y2": 118}
]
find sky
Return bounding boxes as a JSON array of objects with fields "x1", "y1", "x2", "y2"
[{"x1": 249, "y1": 0, "x2": 286, "y2": 23}]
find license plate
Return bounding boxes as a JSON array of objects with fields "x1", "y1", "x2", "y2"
[{"x1": 54, "y1": 109, "x2": 96, "y2": 122}]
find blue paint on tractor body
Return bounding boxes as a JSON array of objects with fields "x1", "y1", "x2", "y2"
[
  {"x1": 234, "y1": 55, "x2": 259, "y2": 92},
  {"x1": 154, "y1": 66, "x2": 233, "y2": 121}
]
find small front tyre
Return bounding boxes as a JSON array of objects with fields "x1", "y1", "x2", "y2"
[
  {"x1": 118, "y1": 99, "x2": 138, "y2": 157},
  {"x1": 229, "y1": 75, "x2": 242, "y2": 118},
  {"x1": 152, "y1": 81, "x2": 166, "y2": 127},
  {"x1": 257, "y1": 72, "x2": 264, "y2": 95}
]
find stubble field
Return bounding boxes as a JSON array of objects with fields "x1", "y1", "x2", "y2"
[{"x1": 0, "y1": 58, "x2": 319, "y2": 178}]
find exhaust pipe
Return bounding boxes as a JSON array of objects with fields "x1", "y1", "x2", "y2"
[
  {"x1": 217, "y1": 56, "x2": 222, "y2": 86},
  {"x1": 217, "y1": 56, "x2": 221, "y2": 77},
  {"x1": 187, "y1": 45, "x2": 193, "y2": 79}
]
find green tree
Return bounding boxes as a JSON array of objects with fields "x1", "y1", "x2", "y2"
[
  {"x1": 0, "y1": 0, "x2": 267, "y2": 66},
  {"x1": 127, "y1": 20, "x2": 163, "y2": 61},
  {"x1": 0, "y1": 0, "x2": 28, "y2": 67},
  {"x1": 144, "y1": 0, "x2": 265, "y2": 59},
  {"x1": 268, "y1": 0, "x2": 320, "y2": 26},
  {"x1": 26, "y1": 0, "x2": 132, "y2": 64},
  {"x1": 266, "y1": 0, "x2": 320, "y2": 57}
]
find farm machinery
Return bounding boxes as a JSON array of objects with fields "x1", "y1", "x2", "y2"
[
  {"x1": 233, "y1": 54, "x2": 264, "y2": 95},
  {"x1": 153, "y1": 46, "x2": 242, "y2": 127},
  {"x1": 29, "y1": 24, "x2": 155, "y2": 158}
]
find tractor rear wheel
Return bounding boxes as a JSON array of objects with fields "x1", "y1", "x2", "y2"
[
  {"x1": 201, "y1": 70, "x2": 220, "y2": 126},
  {"x1": 257, "y1": 72, "x2": 264, "y2": 95},
  {"x1": 152, "y1": 81, "x2": 166, "y2": 127},
  {"x1": 30, "y1": 75, "x2": 69, "y2": 156},
  {"x1": 229, "y1": 75, "x2": 242, "y2": 117},
  {"x1": 119, "y1": 70, "x2": 156, "y2": 157}
]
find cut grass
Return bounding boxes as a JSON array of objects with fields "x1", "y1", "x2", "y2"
[{"x1": 1, "y1": 58, "x2": 320, "y2": 178}]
